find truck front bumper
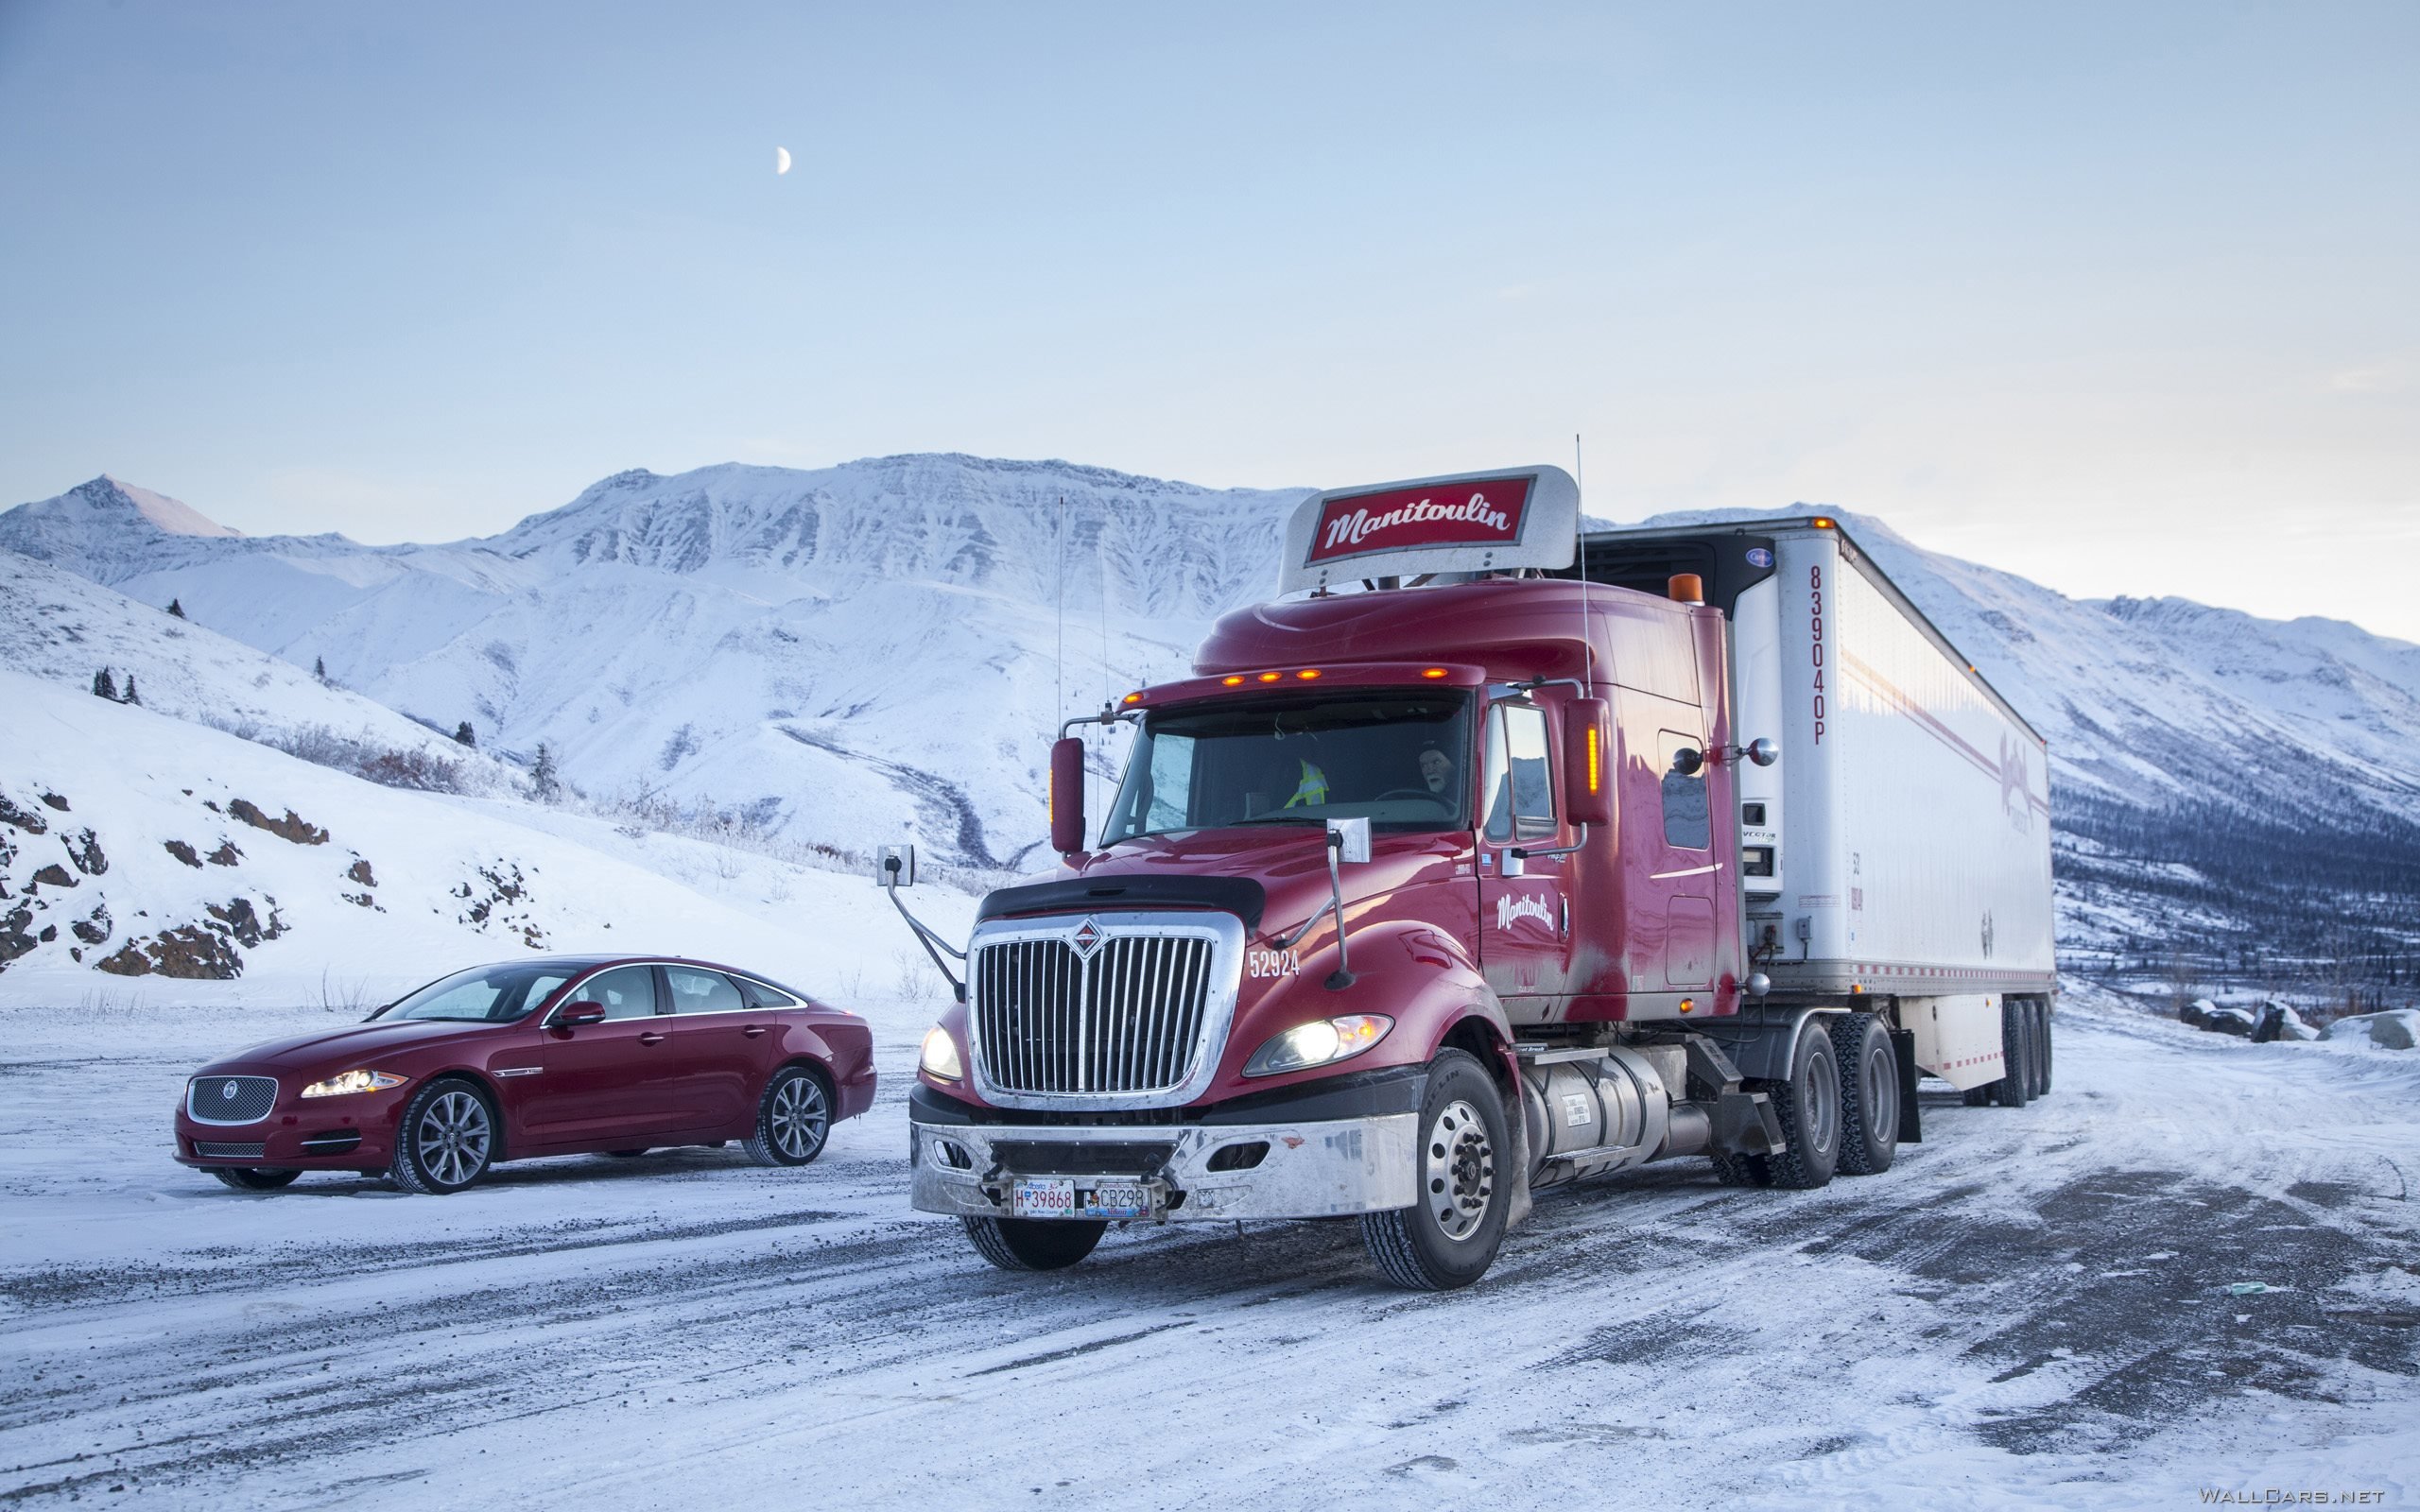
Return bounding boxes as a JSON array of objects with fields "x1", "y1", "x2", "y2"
[{"x1": 909, "y1": 1111, "x2": 1421, "y2": 1222}]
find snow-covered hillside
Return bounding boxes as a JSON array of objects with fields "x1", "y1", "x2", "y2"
[
  {"x1": 0, "y1": 670, "x2": 970, "y2": 1008},
  {"x1": 7, "y1": 457, "x2": 2417, "y2": 997}
]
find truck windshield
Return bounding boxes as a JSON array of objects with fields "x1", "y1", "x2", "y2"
[{"x1": 1099, "y1": 692, "x2": 1473, "y2": 844}]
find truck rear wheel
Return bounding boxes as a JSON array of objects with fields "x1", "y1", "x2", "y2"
[
  {"x1": 1991, "y1": 999, "x2": 2032, "y2": 1108},
  {"x1": 2036, "y1": 1001, "x2": 2054, "y2": 1096},
  {"x1": 1761, "y1": 1023, "x2": 1841, "y2": 1189},
  {"x1": 1829, "y1": 1012, "x2": 1899, "y2": 1176},
  {"x1": 962, "y1": 1215, "x2": 1107, "y2": 1272},
  {"x1": 1360, "y1": 1050, "x2": 1509, "y2": 1291}
]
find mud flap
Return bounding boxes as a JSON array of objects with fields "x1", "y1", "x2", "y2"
[
  {"x1": 1893, "y1": 1027, "x2": 1923, "y2": 1144},
  {"x1": 1714, "y1": 1089, "x2": 1787, "y2": 1157},
  {"x1": 1503, "y1": 1084, "x2": 1534, "y2": 1231}
]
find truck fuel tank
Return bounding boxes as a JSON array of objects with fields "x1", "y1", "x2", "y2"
[{"x1": 1519, "y1": 1045, "x2": 1712, "y2": 1188}]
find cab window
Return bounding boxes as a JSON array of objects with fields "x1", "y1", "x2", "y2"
[
  {"x1": 1659, "y1": 730, "x2": 1711, "y2": 850},
  {"x1": 1481, "y1": 704, "x2": 1556, "y2": 843}
]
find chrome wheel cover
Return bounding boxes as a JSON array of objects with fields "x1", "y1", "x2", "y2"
[
  {"x1": 1424, "y1": 1097, "x2": 1495, "y2": 1243},
  {"x1": 769, "y1": 1074, "x2": 829, "y2": 1162},
  {"x1": 415, "y1": 1089, "x2": 492, "y2": 1188}
]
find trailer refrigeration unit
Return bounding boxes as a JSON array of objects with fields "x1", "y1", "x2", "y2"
[{"x1": 883, "y1": 466, "x2": 2057, "y2": 1288}]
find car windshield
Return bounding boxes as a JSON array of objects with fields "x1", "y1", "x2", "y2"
[
  {"x1": 378, "y1": 964, "x2": 576, "y2": 1022},
  {"x1": 1099, "y1": 691, "x2": 1473, "y2": 844}
]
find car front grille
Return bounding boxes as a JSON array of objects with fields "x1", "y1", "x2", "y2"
[
  {"x1": 187, "y1": 1074, "x2": 279, "y2": 1125},
  {"x1": 971, "y1": 919, "x2": 1235, "y2": 1103},
  {"x1": 193, "y1": 1141, "x2": 267, "y2": 1159}
]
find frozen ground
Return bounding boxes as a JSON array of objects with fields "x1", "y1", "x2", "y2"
[{"x1": 1, "y1": 988, "x2": 2415, "y2": 1510}]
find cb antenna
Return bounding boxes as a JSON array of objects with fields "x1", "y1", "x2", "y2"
[
  {"x1": 1574, "y1": 433, "x2": 1592, "y2": 680},
  {"x1": 1054, "y1": 494, "x2": 1066, "y2": 729}
]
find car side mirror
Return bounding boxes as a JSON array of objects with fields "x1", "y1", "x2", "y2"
[
  {"x1": 1564, "y1": 697, "x2": 1612, "y2": 827},
  {"x1": 556, "y1": 1002, "x2": 606, "y2": 1028},
  {"x1": 1049, "y1": 737, "x2": 1086, "y2": 854}
]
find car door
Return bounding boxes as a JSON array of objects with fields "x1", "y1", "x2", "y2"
[
  {"x1": 664, "y1": 965, "x2": 771, "y2": 1129},
  {"x1": 1476, "y1": 700, "x2": 1569, "y2": 1005},
  {"x1": 526, "y1": 964, "x2": 690, "y2": 1143}
]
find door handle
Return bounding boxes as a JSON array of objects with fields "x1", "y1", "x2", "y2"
[
  {"x1": 742, "y1": 1025, "x2": 769, "y2": 1038},
  {"x1": 638, "y1": 1032, "x2": 666, "y2": 1046}
]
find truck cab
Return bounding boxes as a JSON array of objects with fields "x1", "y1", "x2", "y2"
[{"x1": 895, "y1": 466, "x2": 2053, "y2": 1288}]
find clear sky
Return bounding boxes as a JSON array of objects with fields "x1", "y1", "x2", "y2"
[{"x1": 4, "y1": 2, "x2": 2415, "y2": 639}]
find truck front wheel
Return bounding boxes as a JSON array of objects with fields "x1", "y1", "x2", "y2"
[
  {"x1": 1360, "y1": 1050, "x2": 1510, "y2": 1291},
  {"x1": 962, "y1": 1216, "x2": 1107, "y2": 1272}
]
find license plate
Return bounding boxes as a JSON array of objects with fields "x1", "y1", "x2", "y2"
[
  {"x1": 1082, "y1": 1183, "x2": 1152, "y2": 1221},
  {"x1": 1009, "y1": 1177, "x2": 1153, "y2": 1220}
]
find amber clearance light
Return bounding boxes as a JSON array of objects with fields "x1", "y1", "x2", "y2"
[
  {"x1": 1222, "y1": 675, "x2": 1246, "y2": 687},
  {"x1": 1811, "y1": 516, "x2": 1837, "y2": 530},
  {"x1": 1256, "y1": 671, "x2": 1282, "y2": 682},
  {"x1": 1585, "y1": 724, "x2": 1602, "y2": 794},
  {"x1": 1295, "y1": 668, "x2": 1322, "y2": 680},
  {"x1": 1422, "y1": 667, "x2": 1449, "y2": 679},
  {"x1": 1122, "y1": 691, "x2": 1144, "y2": 705}
]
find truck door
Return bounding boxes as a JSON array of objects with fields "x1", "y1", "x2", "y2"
[
  {"x1": 1477, "y1": 700, "x2": 1568, "y2": 1004},
  {"x1": 1652, "y1": 726, "x2": 1720, "y2": 991}
]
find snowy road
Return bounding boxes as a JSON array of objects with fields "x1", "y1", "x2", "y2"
[{"x1": 2, "y1": 993, "x2": 2415, "y2": 1510}]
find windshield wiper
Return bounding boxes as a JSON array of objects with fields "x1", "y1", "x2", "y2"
[{"x1": 1230, "y1": 816, "x2": 1323, "y2": 827}]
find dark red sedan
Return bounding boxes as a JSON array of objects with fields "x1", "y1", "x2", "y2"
[{"x1": 173, "y1": 955, "x2": 875, "y2": 1194}]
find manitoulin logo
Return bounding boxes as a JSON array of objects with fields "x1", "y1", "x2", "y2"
[
  {"x1": 1322, "y1": 492, "x2": 1511, "y2": 552},
  {"x1": 1495, "y1": 892, "x2": 1553, "y2": 932},
  {"x1": 1306, "y1": 475, "x2": 1531, "y2": 565}
]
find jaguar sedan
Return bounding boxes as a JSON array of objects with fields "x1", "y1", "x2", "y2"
[{"x1": 173, "y1": 955, "x2": 874, "y2": 1194}]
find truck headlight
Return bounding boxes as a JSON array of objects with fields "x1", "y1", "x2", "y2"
[
  {"x1": 298, "y1": 1070, "x2": 406, "y2": 1098},
  {"x1": 1241, "y1": 1015, "x2": 1393, "y2": 1077},
  {"x1": 919, "y1": 1025, "x2": 963, "y2": 1082}
]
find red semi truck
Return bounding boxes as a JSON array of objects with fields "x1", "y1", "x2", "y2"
[{"x1": 885, "y1": 465, "x2": 2056, "y2": 1289}]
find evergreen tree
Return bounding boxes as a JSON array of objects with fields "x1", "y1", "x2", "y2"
[
  {"x1": 453, "y1": 720, "x2": 476, "y2": 747},
  {"x1": 121, "y1": 674, "x2": 139, "y2": 706},
  {"x1": 92, "y1": 667, "x2": 117, "y2": 699},
  {"x1": 314, "y1": 655, "x2": 328, "y2": 681},
  {"x1": 530, "y1": 742, "x2": 560, "y2": 802},
  {"x1": 166, "y1": 598, "x2": 186, "y2": 619}
]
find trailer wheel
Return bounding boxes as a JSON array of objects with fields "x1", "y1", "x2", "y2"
[
  {"x1": 962, "y1": 1216, "x2": 1107, "y2": 1272},
  {"x1": 1991, "y1": 999, "x2": 2031, "y2": 1108},
  {"x1": 2037, "y1": 1001, "x2": 2054, "y2": 1097},
  {"x1": 1829, "y1": 1012, "x2": 1898, "y2": 1176},
  {"x1": 1761, "y1": 1024, "x2": 1841, "y2": 1189},
  {"x1": 1360, "y1": 1050, "x2": 1509, "y2": 1291}
]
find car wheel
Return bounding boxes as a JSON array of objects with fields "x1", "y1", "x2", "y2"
[
  {"x1": 963, "y1": 1215, "x2": 1109, "y2": 1271},
  {"x1": 1760, "y1": 1023, "x2": 1841, "y2": 1189},
  {"x1": 211, "y1": 1167, "x2": 301, "y2": 1192},
  {"x1": 1360, "y1": 1049, "x2": 1510, "y2": 1291},
  {"x1": 389, "y1": 1078, "x2": 496, "y2": 1194},
  {"x1": 1829, "y1": 1011, "x2": 1899, "y2": 1176},
  {"x1": 742, "y1": 1065, "x2": 832, "y2": 1167}
]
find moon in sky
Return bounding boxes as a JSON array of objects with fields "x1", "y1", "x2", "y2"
[{"x1": 775, "y1": 146, "x2": 792, "y2": 176}]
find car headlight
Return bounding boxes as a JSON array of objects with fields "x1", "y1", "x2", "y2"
[
  {"x1": 919, "y1": 1025, "x2": 963, "y2": 1082},
  {"x1": 298, "y1": 1069, "x2": 408, "y2": 1099},
  {"x1": 1241, "y1": 1014, "x2": 1393, "y2": 1077}
]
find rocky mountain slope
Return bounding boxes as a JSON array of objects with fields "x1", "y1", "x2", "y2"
[{"x1": 6, "y1": 458, "x2": 2415, "y2": 1000}]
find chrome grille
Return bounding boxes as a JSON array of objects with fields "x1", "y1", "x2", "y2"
[
  {"x1": 193, "y1": 1141, "x2": 267, "y2": 1159},
  {"x1": 969, "y1": 913, "x2": 1239, "y2": 1106},
  {"x1": 187, "y1": 1074, "x2": 278, "y2": 1125}
]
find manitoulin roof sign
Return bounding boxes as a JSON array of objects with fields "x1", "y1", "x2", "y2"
[{"x1": 1280, "y1": 465, "x2": 1579, "y2": 594}]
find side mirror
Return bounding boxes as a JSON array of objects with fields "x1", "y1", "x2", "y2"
[
  {"x1": 556, "y1": 1002, "x2": 606, "y2": 1028},
  {"x1": 875, "y1": 844, "x2": 917, "y2": 888},
  {"x1": 1325, "y1": 816, "x2": 1371, "y2": 865},
  {"x1": 1564, "y1": 697, "x2": 1612, "y2": 827},
  {"x1": 1746, "y1": 737, "x2": 1779, "y2": 767},
  {"x1": 1049, "y1": 737, "x2": 1086, "y2": 855},
  {"x1": 1670, "y1": 747, "x2": 1704, "y2": 778}
]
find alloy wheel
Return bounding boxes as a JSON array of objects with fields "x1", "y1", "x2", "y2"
[
  {"x1": 769, "y1": 1074, "x2": 829, "y2": 1162},
  {"x1": 415, "y1": 1089, "x2": 492, "y2": 1188}
]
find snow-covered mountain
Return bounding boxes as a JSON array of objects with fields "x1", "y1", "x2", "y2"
[{"x1": 6, "y1": 456, "x2": 2416, "y2": 992}]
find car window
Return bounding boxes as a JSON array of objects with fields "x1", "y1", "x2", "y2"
[
  {"x1": 578, "y1": 965, "x2": 659, "y2": 1021},
  {"x1": 383, "y1": 967, "x2": 569, "y2": 1022},
  {"x1": 739, "y1": 978, "x2": 801, "y2": 1008},
  {"x1": 666, "y1": 968, "x2": 747, "y2": 1015}
]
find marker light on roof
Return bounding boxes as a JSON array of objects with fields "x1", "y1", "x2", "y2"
[
  {"x1": 1811, "y1": 517, "x2": 1837, "y2": 529},
  {"x1": 1257, "y1": 672, "x2": 1282, "y2": 682},
  {"x1": 1422, "y1": 667, "x2": 1449, "y2": 679},
  {"x1": 1122, "y1": 692, "x2": 1144, "y2": 705},
  {"x1": 1222, "y1": 675, "x2": 1245, "y2": 686},
  {"x1": 1295, "y1": 669, "x2": 1321, "y2": 679}
]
